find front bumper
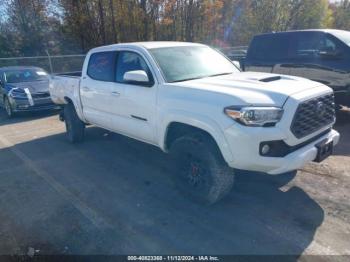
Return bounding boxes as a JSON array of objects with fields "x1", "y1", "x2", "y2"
[
  {"x1": 9, "y1": 96, "x2": 61, "y2": 112},
  {"x1": 222, "y1": 87, "x2": 341, "y2": 175},
  {"x1": 224, "y1": 126, "x2": 340, "y2": 175}
]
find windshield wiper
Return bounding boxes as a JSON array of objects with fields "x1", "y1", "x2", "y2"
[
  {"x1": 171, "y1": 76, "x2": 207, "y2": 83},
  {"x1": 171, "y1": 73, "x2": 233, "y2": 83},
  {"x1": 207, "y1": 72, "x2": 233, "y2": 77}
]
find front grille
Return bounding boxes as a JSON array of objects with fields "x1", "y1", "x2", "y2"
[
  {"x1": 31, "y1": 92, "x2": 50, "y2": 98},
  {"x1": 291, "y1": 93, "x2": 335, "y2": 139},
  {"x1": 32, "y1": 102, "x2": 55, "y2": 108}
]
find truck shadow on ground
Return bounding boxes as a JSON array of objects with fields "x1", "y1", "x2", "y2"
[
  {"x1": 0, "y1": 126, "x2": 324, "y2": 258},
  {"x1": 0, "y1": 109, "x2": 60, "y2": 126},
  {"x1": 334, "y1": 109, "x2": 350, "y2": 156}
]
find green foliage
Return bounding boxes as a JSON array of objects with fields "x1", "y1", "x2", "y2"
[{"x1": 333, "y1": 0, "x2": 350, "y2": 30}]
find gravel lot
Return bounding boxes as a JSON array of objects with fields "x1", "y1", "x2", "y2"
[{"x1": 0, "y1": 108, "x2": 349, "y2": 258}]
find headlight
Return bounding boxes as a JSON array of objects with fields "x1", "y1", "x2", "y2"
[
  {"x1": 9, "y1": 88, "x2": 27, "y2": 98},
  {"x1": 224, "y1": 106, "x2": 284, "y2": 127}
]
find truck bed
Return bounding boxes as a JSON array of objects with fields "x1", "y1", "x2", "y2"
[
  {"x1": 49, "y1": 73, "x2": 81, "y2": 105},
  {"x1": 55, "y1": 71, "x2": 82, "y2": 77}
]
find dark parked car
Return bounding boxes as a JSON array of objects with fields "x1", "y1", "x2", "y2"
[
  {"x1": 0, "y1": 66, "x2": 60, "y2": 117},
  {"x1": 244, "y1": 29, "x2": 350, "y2": 107}
]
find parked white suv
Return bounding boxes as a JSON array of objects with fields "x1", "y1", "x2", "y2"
[{"x1": 49, "y1": 42, "x2": 340, "y2": 204}]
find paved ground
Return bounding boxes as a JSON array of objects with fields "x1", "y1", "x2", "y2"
[{"x1": 0, "y1": 109, "x2": 349, "y2": 258}]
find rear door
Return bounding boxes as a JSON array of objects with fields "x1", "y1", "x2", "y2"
[
  {"x1": 80, "y1": 51, "x2": 121, "y2": 129},
  {"x1": 245, "y1": 34, "x2": 291, "y2": 74},
  {"x1": 288, "y1": 32, "x2": 350, "y2": 91}
]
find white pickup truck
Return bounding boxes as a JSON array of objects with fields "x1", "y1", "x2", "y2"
[{"x1": 50, "y1": 42, "x2": 340, "y2": 204}]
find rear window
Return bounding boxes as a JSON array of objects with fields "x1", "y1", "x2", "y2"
[
  {"x1": 247, "y1": 34, "x2": 291, "y2": 61},
  {"x1": 87, "y1": 51, "x2": 116, "y2": 82}
]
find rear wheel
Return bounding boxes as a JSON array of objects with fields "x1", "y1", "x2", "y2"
[
  {"x1": 4, "y1": 97, "x2": 14, "y2": 118},
  {"x1": 170, "y1": 133, "x2": 234, "y2": 205},
  {"x1": 64, "y1": 103, "x2": 85, "y2": 143}
]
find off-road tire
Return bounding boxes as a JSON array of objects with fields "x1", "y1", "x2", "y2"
[
  {"x1": 170, "y1": 132, "x2": 234, "y2": 205},
  {"x1": 64, "y1": 103, "x2": 85, "y2": 143}
]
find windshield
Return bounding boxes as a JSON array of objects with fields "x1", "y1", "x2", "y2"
[
  {"x1": 332, "y1": 30, "x2": 350, "y2": 47},
  {"x1": 4, "y1": 69, "x2": 49, "y2": 83},
  {"x1": 150, "y1": 46, "x2": 239, "y2": 83}
]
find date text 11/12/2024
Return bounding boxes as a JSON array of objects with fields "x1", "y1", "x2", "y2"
[{"x1": 127, "y1": 255, "x2": 219, "y2": 261}]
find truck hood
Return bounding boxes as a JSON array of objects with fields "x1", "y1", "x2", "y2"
[
  {"x1": 170, "y1": 72, "x2": 324, "y2": 106},
  {"x1": 5, "y1": 80, "x2": 49, "y2": 94}
]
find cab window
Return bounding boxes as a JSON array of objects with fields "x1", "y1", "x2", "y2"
[
  {"x1": 293, "y1": 32, "x2": 342, "y2": 58},
  {"x1": 87, "y1": 51, "x2": 116, "y2": 82},
  {"x1": 247, "y1": 34, "x2": 290, "y2": 61},
  {"x1": 319, "y1": 34, "x2": 343, "y2": 55},
  {"x1": 295, "y1": 33, "x2": 323, "y2": 57}
]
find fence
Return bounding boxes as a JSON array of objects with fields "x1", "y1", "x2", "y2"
[
  {"x1": 0, "y1": 46, "x2": 248, "y2": 74},
  {"x1": 0, "y1": 54, "x2": 86, "y2": 74}
]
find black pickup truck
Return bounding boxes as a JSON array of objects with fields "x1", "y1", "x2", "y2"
[{"x1": 243, "y1": 29, "x2": 350, "y2": 107}]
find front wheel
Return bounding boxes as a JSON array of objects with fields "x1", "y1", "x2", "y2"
[
  {"x1": 170, "y1": 133, "x2": 235, "y2": 205},
  {"x1": 64, "y1": 103, "x2": 85, "y2": 143},
  {"x1": 4, "y1": 97, "x2": 14, "y2": 118}
]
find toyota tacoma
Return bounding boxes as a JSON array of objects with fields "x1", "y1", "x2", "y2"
[{"x1": 49, "y1": 42, "x2": 340, "y2": 204}]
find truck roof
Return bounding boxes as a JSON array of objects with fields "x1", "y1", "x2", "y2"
[
  {"x1": 90, "y1": 41, "x2": 205, "y2": 53},
  {"x1": 255, "y1": 29, "x2": 349, "y2": 37}
]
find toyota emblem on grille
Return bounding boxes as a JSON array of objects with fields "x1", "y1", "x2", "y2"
[{"x1": 315, "y1": 101, "x2": 326, "y2": 117}]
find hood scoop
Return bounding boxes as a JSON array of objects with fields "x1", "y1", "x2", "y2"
[{"x1": 259, "y1": 76, "x2": 282, "y2": 82}]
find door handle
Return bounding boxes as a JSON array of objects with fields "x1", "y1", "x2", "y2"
[
  {"x1": 111, "y1": 91, "x2": 120, "y2": 96},
  {"x1": 82, "y1": 86, "x2": 91, "y2": 92}
]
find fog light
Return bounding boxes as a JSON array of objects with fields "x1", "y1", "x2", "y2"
[{"x1": 261, "y1": 144, "x2": 270, "y2": 155}]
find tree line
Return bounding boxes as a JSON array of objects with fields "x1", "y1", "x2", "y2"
[{"x1": 0, "y1": 0, "x2": 350, "y2": 57}]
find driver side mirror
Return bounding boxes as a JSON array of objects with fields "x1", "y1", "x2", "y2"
[{"x1": 123, "y1": 70, "x2": 152, "y2": 86}]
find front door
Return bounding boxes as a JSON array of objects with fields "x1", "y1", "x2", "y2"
[
  {"x1": 289, "y1": 32, "x2": 349, "y2": 87},
  {"x1": 109, "y1": 50, "x2": 157, "y2": 144}
]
